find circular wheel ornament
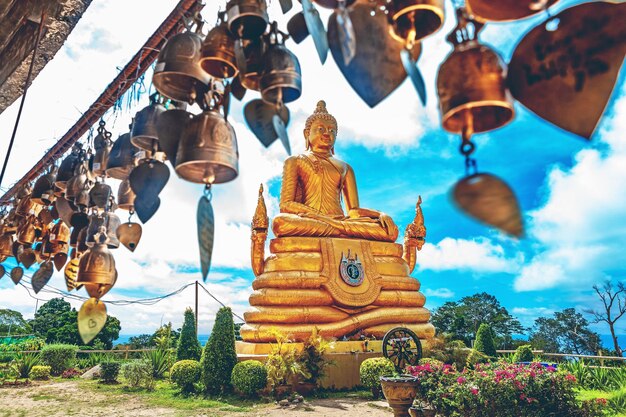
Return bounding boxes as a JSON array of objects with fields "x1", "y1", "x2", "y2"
[{"x1": 382, "y1": 327, "x2": 423, "y2": 372}]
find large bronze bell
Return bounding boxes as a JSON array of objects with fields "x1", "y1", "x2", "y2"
[
  {"x1": 226, "y1": 0, "x2": 269, "y2": 40},
  {"x1": 31, "y1": 167, "x2": 58, "y2": 206},
  {"x1": 117, "y1": 179, "x2": 136, "y2": 211},
  {"x1": 152, "y1": 31, "x2": 210, "y2": 103},
  {"x1": 436, "y1": 9, "x2": 514, "y2": 134},
  {"x1": 260, "y1": 34, "x2": 302, "y2": 105},
  {"x1": 55, "y1": 145, "x2": 83, "y2": 190},
  {"x1": 131, "y1": 98, "x2": 166, "y2": 151},
  {"x1": 156, "y1": 108, "x2": 193, "y2": 166},
  {"x1": 175, "y1": 109, "x2": 239, "y2": 184},
  {"x1": 76, "y1": 240, "x2": 117, "y2": 299},
  {"x1": 388, "y1": 0, "x2": 445, "y2": 44},
  {"x1": 106, "y1": 133, "x2": 138, "y2": 180},
  {"x1": 201, "y1": 22, "x2": 238, "y2": 79},
  {"x1": 91, "y1": 126, "x2": 113, "y2": 177}
]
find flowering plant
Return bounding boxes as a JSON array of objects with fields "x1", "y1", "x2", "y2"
[{"x1": 406, "y1": 361, "x2": 604, "y2": 417}]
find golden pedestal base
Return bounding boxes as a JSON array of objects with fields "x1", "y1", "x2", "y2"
[{"x1": 242, "y1": 236, "x2": 436, "y2": 343}]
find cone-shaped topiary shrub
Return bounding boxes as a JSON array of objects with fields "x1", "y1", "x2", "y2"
[
  {"x1": 474, "y1": 323, "x2": 496, "y2": 357},
  {"x1": 201, "y1": 307, "x2": 237, "y2": 394},
  {"x1": 176, "y1": 308, "x2": 201, "y2": 361}
]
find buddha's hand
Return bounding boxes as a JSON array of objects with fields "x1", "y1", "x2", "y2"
[{"x1": 379, "y1": 213, "x2": 394, "y2": 234}]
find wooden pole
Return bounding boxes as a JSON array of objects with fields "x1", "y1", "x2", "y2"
[{"x1": 195, "y1": 280, "x2": 199, "y2": 336}]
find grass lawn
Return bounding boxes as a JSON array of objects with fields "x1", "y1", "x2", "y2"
[{"x1": 577, "y1": 388, "x2": 626, "y2": 417}]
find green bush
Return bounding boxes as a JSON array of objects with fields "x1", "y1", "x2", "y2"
[
  {"x1": 11, "y1": 352, "x2": 40, "y2": 378},
  {"x1": 121, "y1": 361, "x2": 155, "y2": 390},
  {"x1": 143, "y1": 348, "x2": 172, "y2": 379},
  {"x1": 100, "y1": 361, "x2": 121, "y2": 383},
  {"x1": 30, "y1": 365, "x2": 51, "y2": 380},
  {"x1": 41, "y1": 344, "x2": 78, "y2": 376},
  {"x1": 201, "y1": 307, "x2": 237, "y2": 394},
  {"x1": 466, "y1": 349, "x2": 490, "y2": 369},
  {"x1": 474, "y1": 324, "x2": 496, "y2": 357},
  {"x1": 513, "y1": 345, "x2": 534, "y2": 363},
  {"x1": 231, "y1": 360, "x2": 267, "y2": 397},
  {"x1": 171, "y1": 359, "x2": 201, "y2": 393},
  {"x1": 177, "y1": 308, "x2": 201, "y2": 361},
  {"x1": 359, "y1": 358, "x2": 395, "y2": 398},
  {"x1": 419, "y1": 357, "x2": 444, "y2": 367}
]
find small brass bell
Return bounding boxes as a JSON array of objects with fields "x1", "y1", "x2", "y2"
[
  {"x1": 436, "y1": 8, "x2": 514, "y2": 135},
  {"x1": 76, "y1": 238, "x2": 117, "y2": 299},
  {"x1": 106, "y1": 132, "x2": 139, "y2": 180},
  {"x1": 65, "y1": 163, "x2": 93, "y2": 201},
  {"x1": 152, "y1": 31, "x2": 210, "y2": 103},
  {"x1": 260, "y1": 26, "x2": 302, "y2": 105},
  {"x1": 240, "y1": 37, "x2": 266, "y2": 91},
  {"x1": 55, "y1": 145, "x2": 83, "y2": 190},
  {"x1": 0, "y1": 234, "x2": 13, "y2": 258},
  {"x1": 89, "y1": 181, "x2": 112, "y2": 209},
  {"x1": 74, "y1": 184, "x2": 94, "y2": 210},
  {"x1": 131, "y1": 97, "x2": 166, "y2": 151},
  {"x1": 16, "y1": 220, "x2": 36, "y2": 246},
  {"x1": 15, "y1": 196, "x2": 36, "y2": 218},
  {"x1": 226, "y1": 0, "x2": 269, "y2": 40},
  {"x1": 156, "y1": 108, "x2": 193, "y2": 166},
  {"x1": 117, "y1": 179, "x2": 136, "y2": 211},
  {"x1": 76, "y1": 227, "x2": 89, "y2": 254},
  {"x1": 466, "y1": 0, "x2": 560, "y2": 22},
  {"x1": 31, "y1": 167, "x2": 58, "y2": 206},
  {"x1": 200, "y1": 21, "x2": 238, "y2": 79},
  {"x1": 91, "y1": 122, "x2": 113, "y2": 176},
  {"x1": 388, "y1": 0, "x2": 445, "y2": 44},
  {"x1": 49, "y1": 221, "x2": 71, "y2": 245},
  {"x1": 175, "y1": 109, "x2": 239, "y2": 184}
]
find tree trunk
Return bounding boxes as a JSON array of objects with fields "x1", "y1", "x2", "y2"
[{"x1": 609, "y1": 322, "x2": 623, "y2": 357}]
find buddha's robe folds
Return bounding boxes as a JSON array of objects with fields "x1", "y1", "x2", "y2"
[{"x1": 271, "y1": 154, "x2": 399, "y2": 242}]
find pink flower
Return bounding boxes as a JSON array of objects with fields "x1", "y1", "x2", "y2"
[
  {"x1": 470, "y1": 387, "x2": 479, "y2": 396},
  {"x1": 457, "y1": 376, "x2": 466, "y2": 384},
  {"x1": 565, "y1": 374, "x2": 576, "y2": 382}
]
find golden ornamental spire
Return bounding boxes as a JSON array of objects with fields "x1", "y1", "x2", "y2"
[{"x1": 252, "y1": 184, "x2": 269, "y2": 231}]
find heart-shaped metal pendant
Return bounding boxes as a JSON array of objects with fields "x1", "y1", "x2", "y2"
[
  {"x1": 328, "y1": 2, "x2": 421, "y2": 107},
  {"x1": 116, "y1": 222, "x2": 142, "y2": 252},
  {"x1": 129, "y1": 160, "x2": 170, "y2": 200},
  {"x1": 134, "y1": 194, "x2": 161, "y2": 224},
  {"x1": 64, "y1": 257, "x2": 81, "y2": 291},
  {"x1": 53, "y1": 252, "x2": 68, "y2": 271},
  {"x1": 244, "y1": 99, "x2": 290, "y2": 147},
  {"x1": 78, "y1": 297, "x2": 108, "y2": 344},
  {"x1": 32, "y1": 260, "x2": 54, "y2": 294},
  {"x1": 19, "y1": 248, "x2": 36, "y2": 269},
  {"x1": 10, "y1": 266, "x2": 23, "y2": 284},
  {"x1": 508, "y1": 1, "x2": 626, "y2": 139},
  {"x1": 452, "y1": 173, "x2": 524, "y2": 237}
]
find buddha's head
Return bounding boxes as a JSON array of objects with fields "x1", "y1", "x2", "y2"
[{"x1": 304, "y1": 100, "x2": 338, "y2": 154}]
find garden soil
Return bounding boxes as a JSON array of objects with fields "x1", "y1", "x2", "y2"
[{"x1": 0, "y1": 380, "x2": 393, "y2": 416}]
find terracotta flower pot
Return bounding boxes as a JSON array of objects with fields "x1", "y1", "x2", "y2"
[
  {"x1": 409, "y1": 406, "x2": 436, "y2": 417},
  {"x1": 274, "y1": 383, "x2": 292, "y2": 399},
  {"x1": 295, "y1": 381, "x2": 316, "y2": 396},
  {"x1": 380, "y1": 375, "x2": 419, "y2": 417}
]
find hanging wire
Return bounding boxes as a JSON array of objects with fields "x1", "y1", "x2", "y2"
[{"x1": 198, "y1": 282, "x2": 245, "y2": 322}]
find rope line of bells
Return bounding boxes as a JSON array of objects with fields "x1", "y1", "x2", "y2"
[{"x1": 1, "y1": 0, "x2": 624, "y2": 343}]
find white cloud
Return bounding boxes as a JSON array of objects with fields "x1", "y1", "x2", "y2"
[
  {"x1": 423, "y1": 287, "x2": 455, "y2": 299},
  {"x1": 515, "y1": 92, "x2": 626, "y2": 292},
  {"x1": 418, "y1": 237, "x2": 521, "y2": 273}
]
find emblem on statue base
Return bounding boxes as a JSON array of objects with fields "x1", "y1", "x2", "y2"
[{"x1": 339, "y1": 250, "x2": 364, "y2": 286}]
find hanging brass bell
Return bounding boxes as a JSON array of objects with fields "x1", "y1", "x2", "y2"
[
  {"x1": 156, "y1": 108, "x2": 193, "y2": 166},
  {"x1": 76, "y1": 241, "x2": 117, "y2": 299},
  {"x1": 466, "y1": 0, "x2": 560, "y2": 22},
  {"x1": 106, "y1": 133, "x2": 139, "y2": 180},
  {"x1": 436, "y1": 9, "x2": 514, "y2": 134},
  {"x1": 85, "y1": 213, "x2": 121, "y2": 249},
  {"x1": 388, "y1": 0, "x2": 445, "y2": 44},
  {"x1": 117, "y1": 179, "x2": 136, "y2": 211},
  {"x1": 65, "y1": 164, "x2": 93, "y2": 201},
  {"x1": 240, "y1": 37, "x2": 266, "y2": 91},
  {"x1": 226, "y1": 0, "x2": 269, "y2": 40},
  {"x1": 91, "y1": 129, "x2": 113, "y2": 177},
  {"x1": 175, "y1": 109, "x2": 239, "y2": 184},
  {"x1": 152, "y1": 31, "x2": 210, "y2": 103},
  {"x1": 76, "y1": 227, "x2": 89, "y2": 254},
  {"x1": 201, "y1": 22, "x2": 238, "y2": 79},
  {"x1": 260, "y1": 37, "x2": 302, "y2": 105},
  {"x1": 15, "y1": 196, "x2": 36, "y2": 218},
  {"x1": 31, "y1": 167, "x2": 58, "y2": 206},
  {"x1": 131, "y1": 99, "x2": 166, "y2": 151},
  {"x1": 89, "y1": 181, "x2": 112, "y2": 209},
  {"x1": 17, "y1": 220, "x2": 36, "y2": 246},
  {"x1": 74, "y1": 184, "x2": 94, "y2": 210},
  {"x1": 0, "y1": 233, "x2": 13, "y2": 258},
  {"x1": 49, "y1": 221, "x2": 71, "y2": 245},
  {"x1": 55, "y1": 145, "x2": 83, "y2": 190}
]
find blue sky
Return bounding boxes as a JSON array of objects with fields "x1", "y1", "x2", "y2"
[{"x1": 0, "y1": 0, "x2": 625, "y2": 342}]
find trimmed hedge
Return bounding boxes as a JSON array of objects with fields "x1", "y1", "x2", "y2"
[
  {"x1": 100, "y1": 361, "x2": 121, "y2": 383},
  {"x1": 231, "y1": 360, "x2": 267, "y2": 397},
  {"x1": 201, "y1": 307, "x2": 237, "y2": 394},
  {"x1": 359, "y1": 357, "x2": 395, "y2": 398},
  {"x1": 30, "y1": 365, "x2": 51, "y2": 380},
  {"x1": 122, "y1": 361, "x2": 154, "y2": 389},
  {"x1": 171, "y1": 360, "x2": 201, "y2": 393},
  {"x1": 474, "y1": 324, "x2": 496, "y2": 357},
  {"x1": 41, "y1": 344, "x2": 78, "y2": 376},
  {"x1": 176, "y1": 308, "x2": 201, "y2": 361},
  {"x1": 513, "y1": 345, "x2": 534, "y2": 363}
]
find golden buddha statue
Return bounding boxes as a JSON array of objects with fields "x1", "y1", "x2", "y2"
[{"x1": 241, "y1": 100, "x2": 435, "y2": 344}]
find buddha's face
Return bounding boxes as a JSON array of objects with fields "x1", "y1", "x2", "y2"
[{"x1": 307, "y1": 118, "x2": 337, "y2": 153}]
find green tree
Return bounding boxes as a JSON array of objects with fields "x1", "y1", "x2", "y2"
[
  {"x1": 530, "y1": 308, "x2": 601, "y2": 355},
  {"x1": 431, "y1": 293, "x2": 525, "y2": 348},
  {"x1": 177, "y1": 308, "x2": 201, "y2": 361},
  {"x1": 151, "y1": 322, "x2": 180, "y2": 348},
  {"x1": 201, "y1": 307, "x2": 237, "y2": 394},
  {"x1": 474, "y1": 323, "x2": 496, "y2": 357},
  {"x1": 128, "y1": 334, "x2": 154, "y2": 349},
  {"x1": 29, "y1": 298, "x2": 121, "y2": 348},
  {"x1": 0, "y1": 309, "x2": 31, "y2": 335}
]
